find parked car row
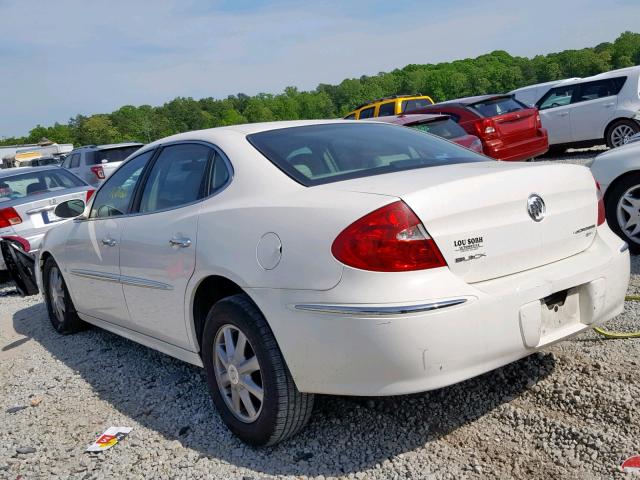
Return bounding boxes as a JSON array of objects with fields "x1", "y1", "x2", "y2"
[{"x1": 346, "y1": 66, "x2": 640, "y2": 161}]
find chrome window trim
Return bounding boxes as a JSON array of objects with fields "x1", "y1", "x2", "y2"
[
  {"x1": 81, "y1": 140, "x2": 234, "y2": 222},
  {"x1": 294, "y1": 298, "x2": 467, "y2": 316}
]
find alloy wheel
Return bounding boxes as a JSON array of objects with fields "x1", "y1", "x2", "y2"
[
  {"x1": 213, "y1": 324, "x2": 264, "y2": 423},
  {"x1": 611, "y1": 124, "x2": 636, "y2": 147},
  {"x1": 616, "y1": 184, "x2": 640, "y2": 244},
  {"x1": 48, "y1": 266, "x2": 66, "y2": 322}
]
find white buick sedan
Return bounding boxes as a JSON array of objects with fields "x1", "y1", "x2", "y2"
[{"x1": 35, "y1": 120, "x2": 629, "y2": 445}]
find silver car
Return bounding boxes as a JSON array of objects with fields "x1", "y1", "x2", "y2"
[
  {"x1": 61, "y1": 143, "x2": 143, "y2": 186},
  {"x1": 0, "y1": 166, "x2": 94, "y2": 269}
]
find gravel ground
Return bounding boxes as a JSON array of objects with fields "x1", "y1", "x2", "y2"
[{"x1": 1, "y1": 147, "x2": 639, "y2": 480}]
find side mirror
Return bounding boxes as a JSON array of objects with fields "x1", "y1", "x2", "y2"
[{"x1": 54, "y1": 199, "x2": 86, "y2": 219}]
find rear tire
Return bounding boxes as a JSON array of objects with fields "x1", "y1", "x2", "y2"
[
  {"x1": 606, "y1": 119, "x2": 639, "y2": 148},
  {"x1": 202, "y1": 294, "x2": 314, "y2": 446},
  {"x1": 605, "y1": 172, "x2": 640, "y2": 253},
  {"x1": 42, "y1": 257, "x2": 86, "y2": 334}
]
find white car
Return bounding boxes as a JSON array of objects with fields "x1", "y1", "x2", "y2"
[
  {"x1": 30, "y1": 120, "x2": 628, "y2": 445},
  {"x1": 590, "y1": 140, "x2": 640, "y2": 251},
  {"x1": 510, "y1": 78, "x2": 580, "y2": 107},
  {"x1": 536, "y1": 66, "x2": 640, "y2": 149}
]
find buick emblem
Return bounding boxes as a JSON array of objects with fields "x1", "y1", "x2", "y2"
[{"x1": 527, "y1": 194, "x2": 545, "y2": 222}]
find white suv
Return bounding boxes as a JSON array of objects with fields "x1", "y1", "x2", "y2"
[
  {"x1": 61, "y1": 143, "x2": 143, "y2": 186},
  {"x1": 535, "y1": 66, "x2": 640, "y2": 149}
]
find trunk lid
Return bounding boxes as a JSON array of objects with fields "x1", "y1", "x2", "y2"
[
  {"x1": 490, "y1": 108, "x2": 538, "y2": 142},
  {"x1": 327, "y1": 161, "x2": 598, "y2": 283},
  {"x1": 9, "y1": 187, "x2": 90, "y2": 236}
]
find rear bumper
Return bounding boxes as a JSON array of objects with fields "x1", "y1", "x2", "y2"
[
  {"x1": 248, "y1": 226, "x2": 628, "y2": 396},
  {"x1": 484, "y1": 128, "x2": 549, "y2": 161}
]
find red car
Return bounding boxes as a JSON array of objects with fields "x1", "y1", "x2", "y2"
[
  {"x1": 375, "y1": 113, "x2": 484, "y2": 153},
  {"x1": 412, "y1": 94, "x2": 549, "y2": 161}
]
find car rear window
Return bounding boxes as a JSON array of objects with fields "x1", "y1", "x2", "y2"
[
  {"x1": 92, "y1": 146, "x2": 141, "y2": 164},
  {"x1": 401, "y1": 98, "x2": 434, "y2": 112},
  {"x1": 247, "y1": 123, "x2": 487, "y2": 187},
  {"x1": 0, "y1": 169, "x2": 85, "y2": 202},
  {"x1": 408, "y1": 118, "x2": 467, "y2": 139},
  {"x1": 468, "y1": 97, "x2": 527, "y2": 117}
]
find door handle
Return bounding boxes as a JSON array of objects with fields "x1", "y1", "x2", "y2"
[
  {"x1": 604, "y1": 103, "x2": 615, "y2": 107},
  {"x1": 169, "y1": 237, "x2": 192, "y2": 248},
  {"x1": 557, "y1": 112, "x2": 569, "y2": 117},
  {"x1": 101, "y1": 238, "x2": 117, "y2": 247}
]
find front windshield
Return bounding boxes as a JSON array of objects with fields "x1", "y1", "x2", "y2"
[{"x1": 247, "y1": 123, "x2": 489, "y2": 186}]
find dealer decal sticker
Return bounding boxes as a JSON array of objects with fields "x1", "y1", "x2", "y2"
[
  {"x1": 453, "y1": 236, "x2": 485, "y2": 262},
  {"x1": 621, "y1": 455, "x2": 640, "y2": 473},
  {"x1": 86, "y1": 427, "x2": 132, "y2": 452}
]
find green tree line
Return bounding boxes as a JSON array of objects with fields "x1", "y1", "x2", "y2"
[{"x1": 2, "y1": 31, "x2": 640, "y2": 147}]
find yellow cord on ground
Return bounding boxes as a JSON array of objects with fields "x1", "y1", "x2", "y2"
[{"x1": 592, "y1": 295, "x2": 640, "y2": 339}]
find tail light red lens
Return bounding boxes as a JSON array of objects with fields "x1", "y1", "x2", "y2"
[
  {"x1": 474, "y1": 118, "x2": 497, "y2": 139},
  {"x1": 535, "y1": 112, "x2": 543, "y2": 129},
  {"x1": 91, "y1": 166, "x2": 105, "y2": 180},
  {"x1": 595, "y1": 180, "x2": 605, "y2": 226},
  {"x1": 0, "y1": 207, "x2": 22, "y2": 228},
  {"x1": 331, "y1": 201, "x2": 447, "y2": 272},
  {"x1": 86, "y1": 189, "x2": 96, "y2": 203},
  {"x1": 2, "y1": 235, "x2": 30, "y2": 252}
]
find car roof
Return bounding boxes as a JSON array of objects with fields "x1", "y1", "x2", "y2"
[
  {"x1": 74, "y1": 142, "x2": 143, "y2": 151},
  {"x1": 437, "y1": 94, "x2": 512, "y2": 106},
  {"x1": 556, "y1": 66, "x2": 640, "y2": 87},
  {"x1": 374, "y1": 114, "x2": 449, "y2": 125},
  {"x1": 510, "y1": 78, "x2": 580, "y2": 93},
  {"x1": 0, "y1": 165, "x2": 62, "y2": 178}
]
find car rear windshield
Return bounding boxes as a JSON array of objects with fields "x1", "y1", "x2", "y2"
[
  {"x1": 408, "y1": 118, "x2": 467, "y2": 139},
  {"x1": 92, "y1": 146, "x2": 141, "y2": 164},
  {"x1": 247, "y1": 123, "x2": 487, "y2": 187},
  {"x1": 469, "y1": 97, "x2": 527, "y2": 117},
  {"x1": 402, "y1": 98, "x2": 433, "y2": 112},
  {"x1": 0, "y1": 169, "x2": 85, "y2": 202}
]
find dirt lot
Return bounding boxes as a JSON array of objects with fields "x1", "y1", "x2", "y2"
[{"x1": 1, "y1": 148, "x2": 639, "y2": 480}]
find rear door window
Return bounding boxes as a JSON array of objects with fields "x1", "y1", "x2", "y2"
[
  {"x1": 469, "y1": 97, "x2": 526, "y2": 117},
  {"x1": 358, "y1": 107, "x2": 375, "y2": 119},
  {"x1": 69, "y1": 154, "x2": 81, "y2": 168},
  {"x1": 378, "y1": 102, "x2": 396, "y2": 116},
  {"x1": 138, "y1": 144, "x2": 211, "y2": 213},
  {"x1": 537, "y1": 86, "x2": 576, "y2": 110}
]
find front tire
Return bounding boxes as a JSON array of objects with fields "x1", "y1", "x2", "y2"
[
  {"x1": 606, "y1": 119, "x2": 639, "y2": 148},
  {"x1": 202, "y1": 294, "x2": 314, "y2": 446},
  {"x1": 42, "y1": 257, "x2": 86, "y2": 334},
  {"x1": 605, "y1": 172, "x2": 640, "y2": 253}
]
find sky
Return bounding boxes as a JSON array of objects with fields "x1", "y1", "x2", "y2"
[{"x1": 0, "y1": 0, "x2": 638, "y2": 138}]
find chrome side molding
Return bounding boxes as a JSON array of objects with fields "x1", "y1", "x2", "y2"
[
  {"x1": 294, "y1": 298, "x2": 467, "y2": 316},
  {"x1": 70, "y1": 269, "x2": 173, "y2": 290}
]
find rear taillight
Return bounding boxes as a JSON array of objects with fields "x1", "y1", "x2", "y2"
[
  {"x1": 331, "y1": 201, "x2": 447, "y2": 272},
  {"x1": 595, "y1": 180, "x2": 605, "y2": 226},
  {"x1": 86, "y1": 189, "x2": 96, "y2": 202},
  {"x1": 474, "y1": 118, "x2": 497, "y2": 139},
  {"x1": 91, "y1": 166, "x2": 105, "y2": 180},
  {"x1": 535, "y1": 112, "x2": 542, "y2": 129},
  {"x1": 2, "y1": 235, "x2": 30, "y2": 252},
  {"x1": 0, "y1": 207, "x2": 22, "y2": 228}
]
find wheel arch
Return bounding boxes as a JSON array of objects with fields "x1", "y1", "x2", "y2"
[
  {"x1": 191, "y1": 274, "x2": 250, "y2": 354},
  {"x1": 603, "y1": 169, "x2": 640, "y2": 207},
  {"x1": 604, "y1": 117, "x2": 639, "y2": 141}
]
